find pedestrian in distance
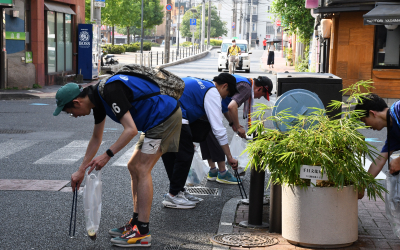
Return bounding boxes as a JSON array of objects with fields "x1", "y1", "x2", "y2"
[
  {"x1": 355, "y1": 94, "x2": 400, "y2": 199},
  {"x1": 53, "y1": 73, "x2": 183, "y2": 247},
  {"x1": 267, "y1": 41, "x2": 275, "y2": 69},
  {"x1": 263, "y1": 38, "x2": 267, "y2": 50},
  {"x1": 161, "y1": 73, "x2": 239, "y2": 208},
  {"x1": 227, "y1": 39, "x2": 242, "y2": 74},
  {"x1": 200, "y1": 74, "x2": 273, "y2": 184},
  {"x1": 256, "y1": 38, "x2": 260, "y2": 49}
]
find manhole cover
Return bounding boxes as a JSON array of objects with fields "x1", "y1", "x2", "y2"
[
  {"x1": 0, "y1": 129, "x2": 32, "y2": 134},
  {"x1": 211, "y1": 233, "x2": 279, "y2": 247},
  {"x1": 163, "y1": 245, "x2": 180, "y2": 250},
  {"x1": 185, "y1": 186, "x2": 221, "y2": 196}
]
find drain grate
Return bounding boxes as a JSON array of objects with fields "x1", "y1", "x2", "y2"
[
  {"x1": 185, "y1": 186, "x2": 221, "y2": 196},
  {"x1": 0, "y1": 129, "x2": 32, "y2": 134},
  {"x1": 211, "y1": 233, "x2": 279, "y2": 247},
  {"x1": 163, "y1": 245, "x2": 180, "y2": 250}
]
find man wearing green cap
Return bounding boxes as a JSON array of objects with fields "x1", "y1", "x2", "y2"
[{"x1": 53, "y1": 75, "x2": 182, "y2": 247}]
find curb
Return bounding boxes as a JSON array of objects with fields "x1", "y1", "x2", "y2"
[
  {"x1": 159, "y1": 49, "x2": 210, "y2": 69},
  {"x1": 212, "y1": 197, "x2": 241, "y2": 250},
  {"x1": 0, "y1": 93, "x2": 40, "y2": 100}
]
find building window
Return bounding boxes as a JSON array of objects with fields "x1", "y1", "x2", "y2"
[
  {"x1": 266, "y1": 23, "x2": 274, "y2": 34},
  {"x1": 252, "y1": 23, "x2": 256, "y2": 32},
  {"x1": 373, "y1": 25, "x2": 400, "y2": 69},
  {"x1": 47, "y1": 11, "x2": 73, "y2": 73},
  {"x1": 252, "y1": 6, "x2": 257, "y2": 15}
]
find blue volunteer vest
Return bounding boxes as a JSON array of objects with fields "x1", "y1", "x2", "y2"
[
  {"x1": 179, "y1": 77, "x2": 216, "y2": 123},
  {"x1": 98, "y1": 74, "x2": 178, "y2": 132},
  {"x1": 221, "y1": 74, "x2": 251, "y2": 113}
]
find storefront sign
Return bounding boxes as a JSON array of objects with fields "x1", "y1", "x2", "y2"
[
  {"x1": 0, "y1": 0, "x2": 13, "y2": 6},
  {"x1": 364, "y1": 18, "x2": 400, "y2": 25},
  {"x1": 25, "y1": 51, "x2": 32, "y2": 64},
  {"x1": 5, "y1": 31, "x2": 25, "y2": 40},
  {"x1": 300, "y1": 165, "x2": 328, "y2": 185}
]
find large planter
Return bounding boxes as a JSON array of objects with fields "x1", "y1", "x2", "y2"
[{"x1": 282, "y1": 185, "x2": 358, "y2": 248}]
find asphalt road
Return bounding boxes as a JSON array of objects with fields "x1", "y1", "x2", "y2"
[{"x1": 0, "y1": 48, "x2": 388, "y2": 249}]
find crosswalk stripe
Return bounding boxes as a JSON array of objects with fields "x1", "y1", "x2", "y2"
[
  {"x1": 0, "y1": 140, "x2": 38, "y2": 160},
  {"x1": 112, "y1": 145, "x2": 135, "y2": 166},
  {"x1": 34, "y1": 140, "x2": 91, "y2": 165}
]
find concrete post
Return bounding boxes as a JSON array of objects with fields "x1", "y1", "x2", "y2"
[{"x1": 201, "y1": 0, "x2": 205, "y2": 51}]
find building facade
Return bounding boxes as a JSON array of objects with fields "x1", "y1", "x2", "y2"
[
  {"x1": 1, "y1": 0, "x2": 85, "y2": 88},
  {"x1": 312, "y1": 0, "x2": 400, "y2": 98}
]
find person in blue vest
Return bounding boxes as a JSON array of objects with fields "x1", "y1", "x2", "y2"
[
  {"x1": 201, "y1": 74, "x2": 273, "y2": 184},
  {"x1": 161, "y1": 73, "x2": 239, "y2": 209},
  {"x1": 52, "y1": 74, "x2": 182, "y2": 248}
]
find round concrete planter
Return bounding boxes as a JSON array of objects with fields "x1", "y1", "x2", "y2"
[{"x1": 282, "y1": 185, "x2": 358, "y2": 248}]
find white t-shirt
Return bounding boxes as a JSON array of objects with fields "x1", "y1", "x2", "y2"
[{"x1": 269, "y1": 45, "x2": 275, "y2": 51}]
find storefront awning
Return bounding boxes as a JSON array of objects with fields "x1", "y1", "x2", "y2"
[
  {"x1": 364, "y1": 4, "x2": 400, "y2": 25},
  {"x1": 44, "y1": 1, "x2": 76, "y2": 15}
]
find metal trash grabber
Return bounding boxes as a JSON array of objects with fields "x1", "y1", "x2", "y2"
[
  {"x1": 69, "y1": 182, "x2": 79, "y2": 237},
  {"x1": 234, "y1": 169, "x2": 247, "y2": 199}
]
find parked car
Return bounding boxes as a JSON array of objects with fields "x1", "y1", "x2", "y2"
[{"x1": 217, "y1": 39, "x2": 252, "y2": 73}]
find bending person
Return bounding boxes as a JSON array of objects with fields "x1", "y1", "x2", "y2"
[{"x1": 161, "y1": 73, "x2": 239, "y2": 209}]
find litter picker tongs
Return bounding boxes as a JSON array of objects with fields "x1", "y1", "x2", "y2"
[
  {"x1": 69, "y1": 182, "x2": 79, "y2": 237},
  {"x1": 234, "y1": 168, "x2": 247, "y2": 199}
]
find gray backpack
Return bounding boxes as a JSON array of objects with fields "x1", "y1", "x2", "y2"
[{"x1": 99, "y1": 64, "x2": 185, "y2": 100}]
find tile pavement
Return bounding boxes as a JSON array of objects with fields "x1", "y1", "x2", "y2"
[{"x1": 226, "y1": 196, "x2": 400, "y2": 249}]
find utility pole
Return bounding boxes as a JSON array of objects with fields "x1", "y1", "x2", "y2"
[
  {"x1": 91, "y1": 0, "x2": 101, "y2": 78},
  {"x1": 249, "y1": 0, "x2": 252, "y2": 48},
  {"x1": 141, "y1": 0, "x2": 144, "y2": 55},
  {"x1": 165, "y1": 0, "x2": 171, "y2": 63},
  {"x1": 239, "y1": 0, "x2": 243, "y2": 39},
  {"x1": 201, "y1": 0, "x2": 205, "y2": 51},
  {"x1": 207, "y1": 0, "x2": 211, "y2": 46},
  {"x1": 232, "y1": 0, "x2": 236, "y2": 37},
  {"x1": 177, "y1": 0, "x2": 181, "y2": 56}
]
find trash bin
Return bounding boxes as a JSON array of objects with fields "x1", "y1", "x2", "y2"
[{"x1": 277, "y1": 72, "x2": 342, "y2": 118}]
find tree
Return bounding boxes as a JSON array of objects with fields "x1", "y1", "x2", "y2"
[
  {"x1": 180, "y1": 4, "x2": 227, "y2": 40},
  {"x1": 116, "y1": 26, "x2": 154, "y2": 43},
  {"x1": 270, "y1": 0, "x2": 314, "y2": 44},
  {"x1": 101, "y1": 0, "x2": 123, "y2": 45}
]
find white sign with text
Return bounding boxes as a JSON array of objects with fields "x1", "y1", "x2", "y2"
[{"x1": 300, "y1": 165, "x2": 328, "y2": 185}]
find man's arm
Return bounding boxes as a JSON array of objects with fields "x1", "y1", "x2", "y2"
[
  {"x1": 227, "y1": 100, "x2": 246, "y2": 138},
  {"x1": 358, "y1": 152, "x2": 388, "y2": 199},
  {"x1": 85, "y1": 110, "x2": 138, "y2": 174},
  {"x1": 71, "y1": 118, "x2": 106, "y2": 191},
  {"x1": 227, "y1": 46, "x2": 230, "y2": 57}
]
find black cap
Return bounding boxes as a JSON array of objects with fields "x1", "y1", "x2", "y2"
[
  {"x1": 213, "y1": 73, "x2": 238, "y2": 97},
  {"x1": 256, "y1": 76, "x2": 273, "y2": 95}
]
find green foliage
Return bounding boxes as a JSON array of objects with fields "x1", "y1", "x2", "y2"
[
  {"x1": 107, "y1": 45, "x2": 126, "y2": 54},
  {"x1": 180, "y1": 41, "x2": 198, "y2": 47},
  {"x1": 271, "y1": 0, "x2": 314, "y2": 44},
  {"x1": 205, "y1": 39, "x2": 222, "y2": 46},
  {"x1": 245, "y1": 80, "x2": 386, "y2": 201},
  {"x1": 295, "y1": 46, "x2": 310, "y2": 72},
  {"x1": 123, "y1": 43, "x2": 139, "y2": 52},
  {"x1": 151, "y1": 42, "x2": 160, "y2": 47},
  {"x1": 32, "y1": 84, "x2": 42, "y2": 89},
  {"x1": 284, "y1": 47, "x2": 293, "y2": 66},
  {"x1": 180, "y1": 4, "x2": 227, "y2": 39},
  {"x1": 131, "y1": 42, "x2": 151, "y2": 51}
]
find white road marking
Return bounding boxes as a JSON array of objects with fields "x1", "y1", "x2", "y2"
[
  {"x1": 112, "y1": 145, "x2": 136, "y2": 166},
  {"x1": 0, "y1": 140, "x2": 38, "y2": 160}
]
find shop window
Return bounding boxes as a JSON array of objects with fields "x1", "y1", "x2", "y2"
[
  {"x1": 46, "y1": 11, "x2": 73, "y2": 73},
  {"x1": 373, "y1": 25, "x2": 400, "y2": 69}
]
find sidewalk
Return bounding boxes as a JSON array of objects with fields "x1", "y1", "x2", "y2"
[
  {"x1": 214, "y1": 195, "x2": 400, "y2": 249},
  {"x1": 260, "y1": 50, "x2": 295, "y2": 75}
]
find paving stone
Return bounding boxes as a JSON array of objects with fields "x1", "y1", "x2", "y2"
[
  {"x1": 380, "y1": 229, "x2": 400, "y2": 240},
  {"x1": 371, "y1": 239, "x2": 392, "y2": 249},
  {"x1": 364, "y1": 229, "x2": 384, "y2": 237},
  {"x1": 388, "y1": 240, "x2": 400, "y2": 248},
  {"x1": 374, "y1": 221, "x2": 392, "y2": 229},
  {"x1": 368, "y1": 212, "x2": 387, "y2": 220},
  {"x1": 353, "y1": 237, "x2": 374, "y2": 247}
]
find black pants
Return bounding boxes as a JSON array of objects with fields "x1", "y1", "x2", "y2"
[
  {"x1": 162, "y1": 124, "x2": 195, "y2": 196},
  {"x1": 199, "y1": 131, "x2": 225, "y2": 162}
]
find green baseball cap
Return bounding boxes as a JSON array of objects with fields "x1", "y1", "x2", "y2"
[{"x1": 53, "y1": 83, "x2": 81, "y2": 116}]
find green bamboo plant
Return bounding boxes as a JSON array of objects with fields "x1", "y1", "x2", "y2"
[{"x1": 245, "y1": 80, "x2": 387, "y2": 201}]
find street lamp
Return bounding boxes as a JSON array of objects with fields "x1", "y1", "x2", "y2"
[{"x1": 190, "y1": 8, "x2": 197, "y2": 54}]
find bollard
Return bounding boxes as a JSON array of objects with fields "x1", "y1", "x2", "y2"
[
  {"x1": 239, "y1": 166, "x2": 269, "y2": 228},
  {"x1": 135, "y1": 54, "x2": 137, "y2": 64},
  {"x1": 147, "y1": 53, "x2": 150, "y2": 66},
  {"x1": 162, "y1": 52, "x2": 164, "y2": 64},
  {"x1": 150, "y1": 52, "x2": 152, "y2": 67},
  {"x1": 269, "y1": 184, "x2": 282, "y2": 233},
  {"x1": 156, "y1": 51, "x2": 158, "y2": 66}
]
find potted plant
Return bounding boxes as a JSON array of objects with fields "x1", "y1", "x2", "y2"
[{"x1": 245, "y1": 80, "x2": 386, "y2": 248}]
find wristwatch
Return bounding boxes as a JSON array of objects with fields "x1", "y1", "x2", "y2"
[
  {"x1": 106, "y1": 149, "x2": 114, "y2": 157},
  {"x1": 229, "y1": 122, "x2": 234, "y2": 127}
]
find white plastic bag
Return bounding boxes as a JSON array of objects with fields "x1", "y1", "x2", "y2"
[
  {"x1": 82, "y1": 170, "x2": 102, "y2": 239},
  {"x1": 229, "y1": 134, "x2": 249, "y2": 171},
  {"x1": 385, "y1": 171, "x2": 400, "y2": 238},
  {"x1": 186, "y1": 147, "x2": 209, "y2": 186}
]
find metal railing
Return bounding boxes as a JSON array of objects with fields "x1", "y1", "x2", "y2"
[{"x1": 129, "y1": 45, "x2": 209, "y2": 67}]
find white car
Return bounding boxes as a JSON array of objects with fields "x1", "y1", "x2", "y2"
[{"x1": 217, "y1": 39, "x2": 252, "y2": 73}]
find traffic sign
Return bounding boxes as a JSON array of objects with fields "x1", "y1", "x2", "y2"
[
  {"x1": 276, "y1": 20, "x2": 281, "y2": 26},
  {"x1": 190, "y1": 19, "x2": 197, "y2": 26},
  {"x1": 94, "y1": 0, "x2": 105, "y2": 7},
  {"x1": 166, "y1": 4, "x2": 172, "y2": 11},
  {"x1": 190, "y1": 26, "x2": 196, "y2": 32}
]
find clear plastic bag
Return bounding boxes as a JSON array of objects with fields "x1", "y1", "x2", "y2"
[
  {"x1": 229, "y1": 134, "x2": 249, "y2": 171},
  {"x1": 82, "y1": 170, "x2": 102, "y2": 240},
  {"x1": 385, "y1": 171, "x2": 400, "y2": 238},
  {"x1": 186, "y1": 147, "x2": 209, "y2": 186}
]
